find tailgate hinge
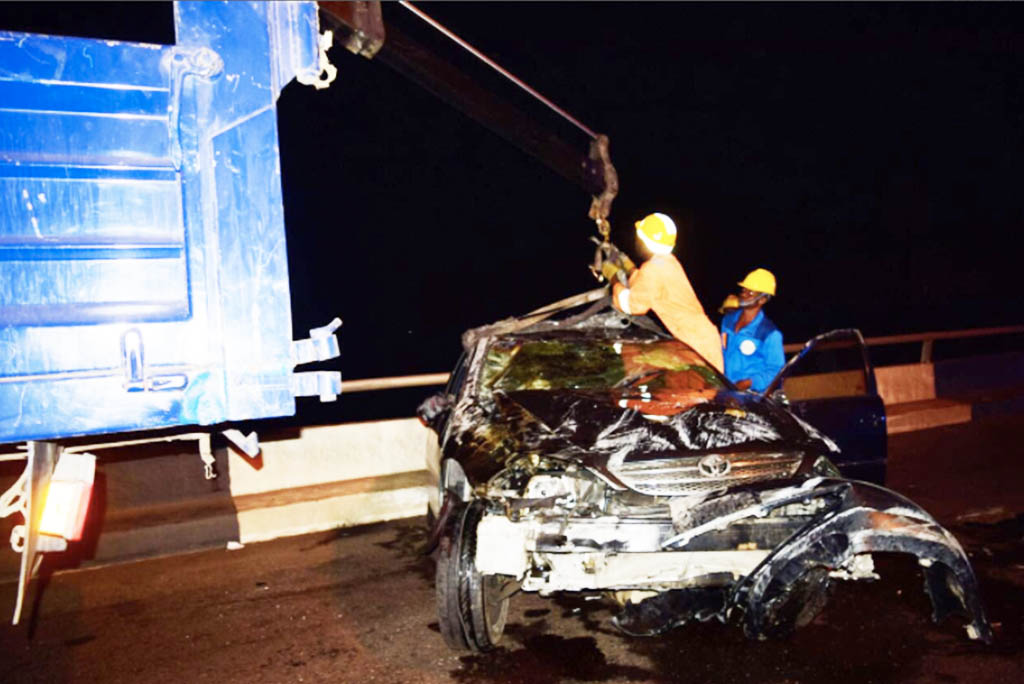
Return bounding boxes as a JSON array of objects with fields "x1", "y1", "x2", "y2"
[
  {"x1": 291, "y1": 317, "x2": 342, "y2": 365},
  {"x1": 290, "y1": 318, "x2": 343, "y2": 402},
  {"x1": 291, "y1": 371, "x2": 343, "y2": 402}
]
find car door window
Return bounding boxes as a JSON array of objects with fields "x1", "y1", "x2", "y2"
[{"x1": 779, "y1": 335, "x2": 875, "y2": 401}]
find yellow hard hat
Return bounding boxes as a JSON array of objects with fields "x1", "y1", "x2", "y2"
[
  {"x1": 718, "y1": 294, "x2": 739, "y2": 313},
  {"x1": 634, "y1": 213, "x2": 677, "y2": 255},
  {"x1": 737, "y1": 268, "x2": 776, "y2": 296}
]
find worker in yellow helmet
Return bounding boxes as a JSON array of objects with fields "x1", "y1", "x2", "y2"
[
  {"x1": 718, "y1": 294, "x2": 739, "y2": 315},
  {"x1": 720, "y1": 268, "x2": 784, "y2": 392},
  {"x1": 611, "y1": 213, "x2": 724, "y2": 372}
]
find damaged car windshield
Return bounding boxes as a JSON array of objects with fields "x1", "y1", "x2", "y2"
[{"x1": 482, "y1": 337, "x2": 725, "y2": 393}]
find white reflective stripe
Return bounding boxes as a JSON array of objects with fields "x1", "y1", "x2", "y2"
[
  {"x1": 637, "y1": 230, "x2": 673, "y2": 255},
  {"x1": 617, "y1": 288, "x2": 632, "y2": 314}
]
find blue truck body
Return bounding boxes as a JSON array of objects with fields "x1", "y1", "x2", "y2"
[{"x1": 0, "y1": 1, "x2": 338, "y2": 444}]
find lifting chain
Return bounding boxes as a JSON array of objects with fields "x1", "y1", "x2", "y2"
[
  {"x1": 587, "y1": 134, "x2": 618, "y2": 242},
  {"x1": 585, "y1": 134, "x2": 631, "y2": 285}
]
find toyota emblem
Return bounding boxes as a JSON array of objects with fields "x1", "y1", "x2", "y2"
[{"x1": 697, "y1": 454, "x2": 731, "y2": 478}]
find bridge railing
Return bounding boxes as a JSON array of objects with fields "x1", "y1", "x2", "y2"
[{"x1": 781, "y1": 324, "x2": 1024, "y2": 362}]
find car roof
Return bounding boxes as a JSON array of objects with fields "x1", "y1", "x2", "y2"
[{"x1": 463, "y1": 301, "x2": 673, "y2": 351}]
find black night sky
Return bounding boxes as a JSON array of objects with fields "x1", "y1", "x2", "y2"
[{"x1": 2, "y1": 2, "x2": 1022, "y2": 422}]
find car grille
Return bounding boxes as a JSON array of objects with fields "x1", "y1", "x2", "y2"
[{"x1": 609, "y1": 451, "x2": 804, "y2": 497}]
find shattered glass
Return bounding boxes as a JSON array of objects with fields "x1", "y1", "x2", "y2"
[{"x1": 487, "y1": 338, "x2": 722, "y2": 394}]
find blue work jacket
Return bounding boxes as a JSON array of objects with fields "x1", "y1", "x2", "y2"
[{"x1": 720, "y1": 309, "x2": 785, "y2": 392}]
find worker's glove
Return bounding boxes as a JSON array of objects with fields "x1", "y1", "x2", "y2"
[
  {"x1": 615, "y1": 252, "x2": 636, "y2": 277},
  {"x1": 601, "y1": 260, "x2": 623, "y2": 283},
  {"x1": 591, "y1": 238, "x2": 636, "y2": 285}
]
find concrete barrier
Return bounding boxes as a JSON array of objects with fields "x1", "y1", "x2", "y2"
[
  {"x1": 876, "y1": 363, "x2": 973, "y2": 434},
  {"x1": 874, "y1": 352, "x2": 1024, "y2": 433},
  {"x1": 229, "y1": 419, "x2": 433, "y2": 543},
  {"x1": 876, "y1": 364, "x2": 937, "y2": 405}
]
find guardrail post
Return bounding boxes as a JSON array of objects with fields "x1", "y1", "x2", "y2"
[{"x1": 920, "y1": 340, "x2": 933, "y2": 364}]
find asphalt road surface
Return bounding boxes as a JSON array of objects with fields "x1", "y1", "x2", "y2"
[{"x1": 1, "y1": 415, "x2": 1022, "y2": 683}]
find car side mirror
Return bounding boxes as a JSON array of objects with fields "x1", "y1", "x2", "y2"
[{"x1": 417, "y1": 392, "x2": 453, "y2": 433}]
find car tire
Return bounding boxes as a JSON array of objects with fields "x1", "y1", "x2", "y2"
[{"x1": 435, "y1": 500, "x2": 509, "y2": 652}]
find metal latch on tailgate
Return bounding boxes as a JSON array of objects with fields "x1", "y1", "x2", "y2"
[
  {"x1": 290, "y1": 318, "x2": 343, "y2": 402},
  {"x1": 121, "y1": 329, "x2": 189, "y2": 392}
]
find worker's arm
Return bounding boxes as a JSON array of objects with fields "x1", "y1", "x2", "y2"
[
  {"x1": 749, "y1": 329, "x2": 785, "y2": 393},
  {"x1": 612, "y1": 262, "x2": 655, "y2": 316},
  {"x1": 612, "y1": 281, "x2": 639, "y2": 315}
]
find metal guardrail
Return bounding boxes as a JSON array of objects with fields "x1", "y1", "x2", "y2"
[
  {"x1": 342, "y1": 373, "x2": 451, "y2": 394},
  {"x1": 781, "y1": 324, "x2": 1024, "y2": 363},
  {"x1": 341, "y1": 325, "x2": 1024, "y2": 394}
]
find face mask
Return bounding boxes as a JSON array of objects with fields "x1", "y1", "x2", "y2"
[{"x1": 737, "y1": 293, "x2": 766, "y2": 308}]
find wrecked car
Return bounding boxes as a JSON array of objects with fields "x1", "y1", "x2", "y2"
[{"x1": 419, "y1": 295, "x2": 992, "y2": 652}]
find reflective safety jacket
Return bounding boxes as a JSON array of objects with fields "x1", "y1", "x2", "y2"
[
  {"x1": 720, "y1": 309, "x2": 784, "y2": 392},
  {"x1": 612, "y1": 254, "x2": 724, "y2": 372}
]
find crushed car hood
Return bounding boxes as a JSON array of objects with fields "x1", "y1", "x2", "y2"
[
  {"x1": 500, "y1": 388, "x2": 811, "y2": 451},
  {"x1": 449, "y1": 387, "x2": 834, "y2": 484}
]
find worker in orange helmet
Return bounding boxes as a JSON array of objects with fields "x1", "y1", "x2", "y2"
[{"x1": 611, "y1": 213, "x2": 724, "y2": 373}]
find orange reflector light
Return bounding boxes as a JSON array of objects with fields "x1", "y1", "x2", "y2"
[{"x1": 39, "y1": 452, "x2": 96, "y2": 542}]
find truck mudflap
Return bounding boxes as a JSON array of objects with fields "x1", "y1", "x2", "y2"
[{"x1": 730, "y1": 479, "x2": 993, "y2": 643}]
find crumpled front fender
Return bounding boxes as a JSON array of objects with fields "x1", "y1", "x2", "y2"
[{"x1": 732, "y1": 479, "x2": 993, "y2": 642}]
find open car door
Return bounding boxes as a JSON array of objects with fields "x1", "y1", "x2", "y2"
[{"x1": 764, "y1": 329, "x2": 886, "y2": 484}]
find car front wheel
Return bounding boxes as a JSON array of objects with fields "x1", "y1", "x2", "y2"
[{"x1": 436, "y1": 499, "x2": 510, "y2": 652}]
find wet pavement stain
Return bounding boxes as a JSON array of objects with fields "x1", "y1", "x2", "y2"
[
  {"x1": 957, "y1": 513, "x2": 1024, "y2": 566},
  {"x1": 300, "y1": 520, "x2": 396, "y2": 550},
  {"x1": 452, "y1": 632, "x2": 656, "y2": 684},
  {"x1": 550, "y1": 594, "x2": 624, "y2": 638},
  {"x1": 374, "y1": 519, "x2": 436, "y2": 583},
  {"x1": 63, "y1": 634, "x2": 96, "y2": 647}
]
